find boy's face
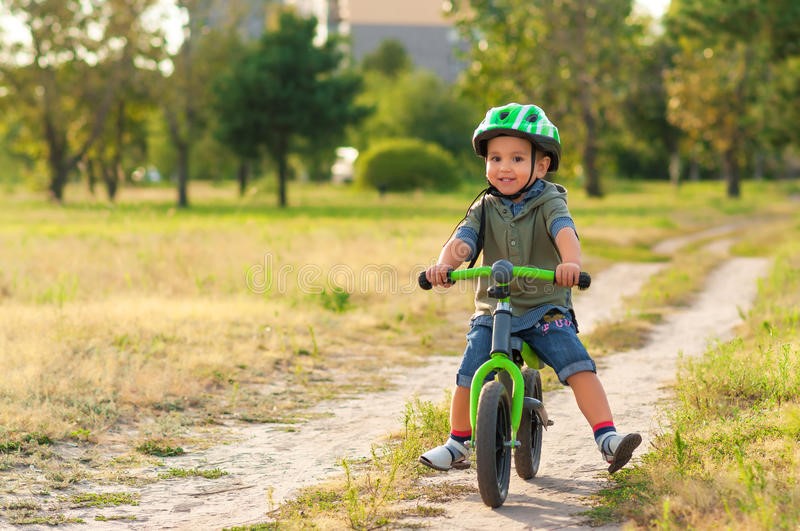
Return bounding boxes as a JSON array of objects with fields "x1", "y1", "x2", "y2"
[{"x1": 485, "y1": 136, "x2": 550, "y2": 199}]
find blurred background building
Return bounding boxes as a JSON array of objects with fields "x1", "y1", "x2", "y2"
[{"x1": 286, "y1": 0, "x2": 465, "y2": 82}]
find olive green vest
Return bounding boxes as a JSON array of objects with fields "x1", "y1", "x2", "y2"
[{"x1": 460, "y1": 180, "x2": 573, "y2": 317}]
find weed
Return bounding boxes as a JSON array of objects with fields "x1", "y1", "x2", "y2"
[
  {"x1": 68, "y1": 491, "x2": 140, "y2": 507},
  {"x1": 69, "y1": 428, "x2": 93, "y2": 442},
  {"x1": 135, "y1": 439, "x2": 185, "y2": 457},
  {"x1": 307, "y1": 325, "x2": 320, "y2": 357},
  {"x1": 319, "y1": 286, "x2": 351, "y2": 312},
  {"x1": 158, "y1": 467, "x2": 228, "y2": 480},
  {"x1": 342, "y1": 453, "x2": 398, "y2": 529},
  {"x1": 36, "y1": 273, "x2": 79, "y2": 307},
  {"x1": 8, "y1": 514, "x2": 85, "y2": 525},
  {"x1": 0, "y1": 440, "x2": 21, "y2": 453}
]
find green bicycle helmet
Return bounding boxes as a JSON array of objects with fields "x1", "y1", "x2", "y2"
[{"x1": 472, "y1": 103, "x2": 562, "y2": 171}]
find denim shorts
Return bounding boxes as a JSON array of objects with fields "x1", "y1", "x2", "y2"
[{"x1": 456, "y1": 311, "x2": 596, "y2": 387}]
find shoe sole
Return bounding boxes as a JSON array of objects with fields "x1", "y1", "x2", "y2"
[
  {"x1": 418, "y1": 456, "x2": 470, "y2": 472},
  {"x1": 607, "y1": 433, "x2": 642, "y2": 474}
]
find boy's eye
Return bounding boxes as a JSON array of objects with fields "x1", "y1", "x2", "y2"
[{"x1": 513, "y1": 156, "x2": 525, "y2": 162}]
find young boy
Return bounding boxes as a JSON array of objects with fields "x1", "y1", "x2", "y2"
[{"x1": 420, "y1": 103, "x2": 641, "y2": 474}]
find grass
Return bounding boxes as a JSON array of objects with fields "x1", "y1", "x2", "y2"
[
  {"x1": 135, "y1": 439, "x2": 185, "y2": 457},
  {"x1": 68, "y1": 492, "x2": 140, "y2": 508},
  {"x1": 0, "y1": 178, "x2": 797, "y2": 526},
  {"x1": 158, "y1": 467, "x2": 229, "y2": 479},
  {"x1": 255, "y1": 396, "x2": 457, "y2": 529}
]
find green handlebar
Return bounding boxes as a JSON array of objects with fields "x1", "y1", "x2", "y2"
[
  {"x1": 417, "y1": 262, "x2": 589, "y2": 290},
  {"x1": 449, "y1": 265, "x2": 555, "y2": 283}
]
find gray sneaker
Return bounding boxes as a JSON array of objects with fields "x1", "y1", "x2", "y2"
[
  {"x1": 419, "y1": 438, "x2": 471, "y2": 471},
  {"x1": 599, "y1": 432, "x2": 642, "y2": 473}
]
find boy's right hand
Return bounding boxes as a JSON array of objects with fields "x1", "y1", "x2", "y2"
[{"x1": 426, "y1": 264, "x2": 455, "y2": 288}]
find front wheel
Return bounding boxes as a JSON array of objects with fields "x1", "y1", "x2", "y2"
[
  {"x1": 475, "y1": 380, "x2": 512, "y2": 508},
  {"x1": 515, "y1": 368, "x2": 543, "y2": 479}
]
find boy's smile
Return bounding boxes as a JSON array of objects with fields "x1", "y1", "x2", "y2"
[{"x1": 485, "y1": 136, "x2": 549, "y2": 201}]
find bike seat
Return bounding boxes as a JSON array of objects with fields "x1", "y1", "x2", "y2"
[{"x1": 511, "y1": 337, "x2": 544, "y2": 370}]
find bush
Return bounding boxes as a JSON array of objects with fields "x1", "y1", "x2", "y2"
[{"x1": 355, "y1": 138, "x2": 459, "y2": 192}]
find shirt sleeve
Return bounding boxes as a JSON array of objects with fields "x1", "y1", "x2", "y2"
[
  {"x1": 544, "y1": 196, "x2": 578, "y2": 240},
  {"x1": 549, "y1": 216, "x2": 577, "y2": 239},
  {"x1": 454, "y1": 198, "x2": 484, "y2": 263},
  {"x1": 454, "y1": 226, "x2": 478, "y2": 262}
]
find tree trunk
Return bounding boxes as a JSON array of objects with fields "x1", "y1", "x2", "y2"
[
  {"x1": 689, "y1": 159, "x2": 700, "y2": 181},
  {"x1": 101, "y1": 160, "x2": 119, "y2": 202},
  {"x1": 106, "y1": 100, "x2": 124, "y2": 202},
  {"x1": 723, "y1": 148, "x2": 740, "y2": 198},
  {"x1": 581, "y1": 100, "x2": 602, "y2": 197},
  {"x1": 238, "y1": 161, "x2": 249, "y2": 197},
  {"x1": 177, "y1": 145, "x2": 189, "y2": 208},
  {"x1": 754, "y1": 152, "x2": 765, "y2": 181},
  {"x1": 277, "y1": 153, "x2": 287, "y2": 208},
  {"x1": 577, "y1": 75, "x2": 601, "y2": 196},
  {"x1": 573, "y1": 7, "x2": 602, "y2": 198},
  {"x1": 86, "y1": 159, "x2": 97, "y2": 195},
  {"x1": 274, "y1": 136, "x2": 289, "y2": 207},
  {"x1": 669, "y1": 150, "x2": 681, "y2": 187},
  {"x1": 48, "y1": 164, "x2": 69, "y2": 203}
]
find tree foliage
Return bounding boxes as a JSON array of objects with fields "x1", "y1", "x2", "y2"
[
  {"x1": 213, "y1": 10, "x2": 370, "y2": 207},
  {"x1": 361, "y1": 39, "x2": 411, "y2": 78},
  {"x1": 449, "y1": 0, "x2": 641, "y2": 197},
  {"x1": 352, "y1": 69, "x2": 480, "y2": 165},
  {"x1": 663, "y1": 0, "x2": 800, "y2": 195},
  {"x1": 0, "y1": 0, "x2": 167, "y2": 202}
]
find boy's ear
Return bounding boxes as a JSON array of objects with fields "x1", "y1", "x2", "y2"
[{"x1": 537, "y1": 154, "x2": 552, "y2": 173}]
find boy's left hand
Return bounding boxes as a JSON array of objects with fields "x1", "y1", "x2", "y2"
[{"x1": 555, "y1": 262, "x2": 581, "y2": 287}]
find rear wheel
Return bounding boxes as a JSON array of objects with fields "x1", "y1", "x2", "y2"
[
  {"x1": 515, "y1": 368, "x2": 543, "y2": 479},
  {"x1": 475, "y1": 380, "x2": 512, "y2": 508}
]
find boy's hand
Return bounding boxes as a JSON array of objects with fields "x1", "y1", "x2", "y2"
[
  {"x1": 555, "y1": 262, "x2": 581, "y2": 287},
  {"x1": 426, "y1": 264, "x2": 455, "y2": 287}
]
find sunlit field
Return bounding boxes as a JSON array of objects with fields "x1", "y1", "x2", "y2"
[
  {"x1": 1, "y1": 180, "x2": 797, "y2": 437},
  {"x1": 1, "y1": 178, "x2": 798, "y2": 523}
]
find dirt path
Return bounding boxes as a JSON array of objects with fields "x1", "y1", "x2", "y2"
[{"x1": 46, "y1": 234, "x2": 769, "y2": 530}]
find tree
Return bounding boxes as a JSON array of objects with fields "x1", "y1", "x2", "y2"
[
  {"x1": 449, "y1": 0, "x2": 641, "y2": 197},
  {"x1": 663, "y1": 0, "x2": 800, "y2": 196},
  {"x1": 351, "y1": 70, "x2": 481, "y2": 174},
  {"x1": 361, "y1": 39, "x2": 411, "y2": 78},
  {"x1": 213, "y1": 11, "x2": 370, "y2": 207},
  {"x1": 0, "y1": 0, "x2": 166, "y2": 202},
  {"x1": 158, "y1": 0, "x2": 270, "y2": 207}
]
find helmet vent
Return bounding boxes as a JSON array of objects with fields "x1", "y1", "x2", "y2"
[
  {"x1": 499, "y1": 111, "x2": 509, "y2": 120},
  {"x1": 526, "y1": 114, "x2": 538, "y2": 122}
]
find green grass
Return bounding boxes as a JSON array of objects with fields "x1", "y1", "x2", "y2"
[
  {"x1": 68, "y1": 492, "x2": 140, "y2": 508},
  {"x1": 135, "y1": 440, "x2": 185, "y2": 457},
  {"x1": 158, "y1": 467, "x2": 229, "y2": 480}
]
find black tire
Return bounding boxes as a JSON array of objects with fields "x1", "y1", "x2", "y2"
[
  {"x1": 475, "y1": 380, "x2": 512, "y2": 508},
  {"x1": 515, "y1": 368, "x2": 543, "y2": 479}
]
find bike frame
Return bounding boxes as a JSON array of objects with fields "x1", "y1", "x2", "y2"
[{"x1": 448, "y1": 265, "x2": 555, "y2": 446}]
